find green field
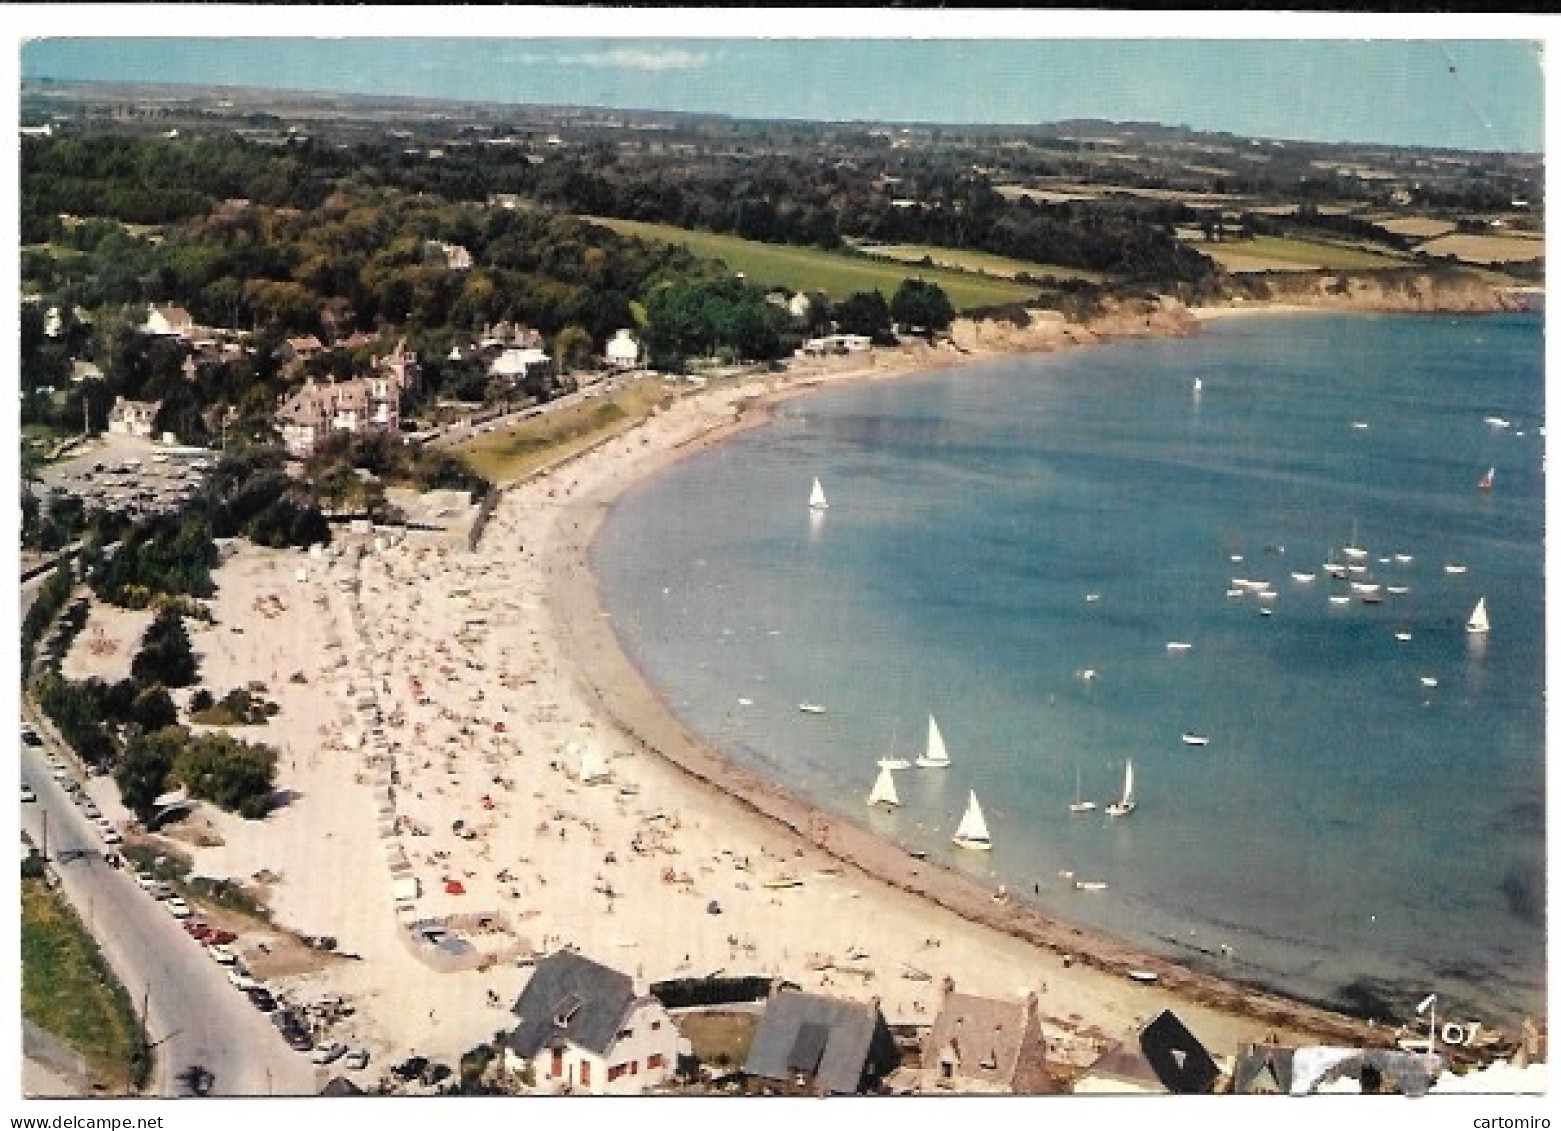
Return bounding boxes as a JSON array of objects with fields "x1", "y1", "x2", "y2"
[
  {"x1": 21, "y1": 876, "x2": 148, "y2": 1093},
  {"x1": 854, "y1": 242, "x2": 1103, "y2": 283},
  {"x1": 1201, "y1": 235, "x2": 1411, "y2": 272},
  {"x1": 588, "y1": 218, "x2": 1041, "y2": 311},
  {"x1": 457, "y1": 380, "x2": 675, "y2": 486}
]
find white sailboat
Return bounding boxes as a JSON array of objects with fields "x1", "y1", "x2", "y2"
[
  {"x1": 867, "y1": 764, "x2": 900, "y2": 808},
  {"x1": 878, "y1": 726, "x2": 911, "y2": 771},
  {"x1": 951, "y1": 790, "x2": 992, "y2": 851},
  {"x1": 1467, "y1": 597, "x2": 1490, "y2": 635},
  {"x1": 1069, "y1": 766, "x2": 1097, "y2": 813},
  {"x1": 1105, "y1": 761, "x2": 1137, "y2": 818},
  {"x1": 915, "y1": 715, "x2": 951, "y2": 768},
  {"x1": 809, "y1": 477, "x2": 829, "y2": 511}
]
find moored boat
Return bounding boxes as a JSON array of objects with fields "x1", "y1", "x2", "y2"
[{"x1": 951, "y1": 790, "x2": 992, "y2": 851}]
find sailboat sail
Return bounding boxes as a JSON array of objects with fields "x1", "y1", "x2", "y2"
[
  {"x1": 916, "y1": 715, "x2": 951, "y2": 768},
  {"x1": 952, "y1": 790, "x2": 991, "y2": 849},
  {"x1": 1106, "y1": 760, "x2": 1136, "y2": 817},
  {"x1": 1479, "y1": 467, "x2": 1495, "y2": 493},
  {"x1": 868, "y1": 764, "x2": 900, "y2": 807},
  {"x1": 1070, "y1": 765, "x2": 1097, "y2": 813},
  {"x1": 1467, "y1": 597, "x2": 1490, "y2": 634},
  {"x1": 810, "y1": 477, "x2": 829, "y2": 510}
]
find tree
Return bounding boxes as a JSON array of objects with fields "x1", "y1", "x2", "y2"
[
  {"x1": 553, "y1": 325, "x2": 595, "y2": 374},
  {"x1": 116, "y1": 726, "x2": 182, "y2": 821},
  {"x1": 890, "y1": 279, "x2": 955, "y2": 335},
  {"x1": 834, "y1": 290, "x2": 893, "y2": 342},
  {"x1": 131, "y1": 607, "x2": 199, "y2": 688}
]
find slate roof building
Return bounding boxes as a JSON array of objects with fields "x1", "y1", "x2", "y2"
[
  {"x1": 503, "y1": 950, "x2": 685, "y2": 1095},
  {"x1": 1073, "y1": 1009, "x2": 1222, "y2": 1095},
  {"x1": 920, "y1": 986, "x2": 1055, "y2": 1094},
  {"x1": 743, "y1": 990, "x2": 899, "y2": 1096}
]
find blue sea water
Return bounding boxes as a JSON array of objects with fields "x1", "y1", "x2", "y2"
[{"x1": 594, "y1": 313, "x2": 1546, "y2": 1026}]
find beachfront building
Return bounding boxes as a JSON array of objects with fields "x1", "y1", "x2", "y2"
[
  {"x1": 107, "y1": 396, "x2": 162, "y2": 438},
  {"x1": 274, "y1": 340, "x2": 419, "y2": 458},
  {"x1": 743, "y1": 989, "x2": 899, "y2": 1096},
  {"x1": 502, "y1": 950, "x2": 686, "y2": 1095},
  {"x1": 917, "y1": 983, "x2": 1056, "y2": 1094},
  {"x1": 276, "y1": 375, "x2": 397, "y2": 458},
  {"x1": 488, "y1": 347, "x2": 552, "y2": 386},
  {"x1": 1073, "y1": 1009, "x2": 1222, "y2": 1095},
  {"x1": 798, "y1": 334, "x2": 872, "y2": 357},
  {"x1": 604, "y1": 328, "x2": 641, "y2": 370}
]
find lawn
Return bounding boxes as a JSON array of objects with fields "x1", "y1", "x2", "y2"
[
  {"x1": 677, "y1": 1011, "x2": 759, "y2": 1071},
  {"x1": 1200, "y1": 235, "x2": 1412, "y2": 273},
  {"x1": 853, "y1": 242, "x2": 1103, "y2": 283},
  {"x1": 21, "y1": 876, "x2": 148, "y2": 1093},
  {"x1": 456, "y1": 380, "x2": 675, "y2": 486},
  {"x1": 587, "y1": 217, "x2": 1041, "y2": 312}
]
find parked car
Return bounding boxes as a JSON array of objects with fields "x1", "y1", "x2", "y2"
[
  {"x1": 99, "y1": 827, "x2": 123, "y2": 845},
  {"x1": 165, "y1": 898, "x2": 193, "y2": 919},
  {"x1": 421, "y1": 1062, "x2": 451, "y2": 1087},
  {"x1": 247, "y1": 989, "x2": 278, "y2": 1013},
  {"x1": 183, "y1": 920, "x2": 210, "y2": 939},
  {"x1": 311, "y1": 1042, "x2": 347, "y2": 1066},
  {"x1": 205, "y1": 928, "x2": 237, "y2": 946},
  {"x1": 343, "y1": 1049, "x2": 370, "y2": 1071},
  {"x1": 80, "y1": 799, "x2": 101, "y2": 819},
  {"x1": 391, "y1": 1056, "x2": 428, "y2": 1082},
  {"x1": 228, "y1": 970, "x2": 260, "y2": 993},
  {"x1": 208, "y1": 945, "x2": 237, "y2": 966},
  {"x1": 21, "y1": 730, "x2": 43, "y2": 747},
  {"x1": 21, "y1": 785, "x2": 36, "y2": 803}
]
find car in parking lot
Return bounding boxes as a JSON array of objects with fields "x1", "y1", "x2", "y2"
[
  {"x1": 391, "y1": 1056, "x2": 428, "y2": 1082},
  {"x1": 99, "y1": 826, "x2": 122, "y2": 845},
  {"x1": 80, "y1": 799, "x2": 101, "y2": 819},
  {"x1": 165, "y1": 897, "x2": 193, "y2": 919},
  {"x1": 310, "y1": 1042, "x2": 347, "y2": 1066},
  {"x1": 51, "y1": 766, "x2": 70, "y2": 783},
  {"x1": 21, "y1": 730, "x2": 43, "y2": 747},
  {"x1": 208, "y1": 944, "x2": 237, "y2": 966},
  {"x1": 343, "y1": 1049, "x2": 370, "y2": 1071},
  {"x1": 247, "y1": 988, "x2": 278, "y2": 1013},
  {"x1": 21, "y1": 785, "x2": 36, "y2": 803},
  {"x1": 205, "y1": 928, "x2": 237, "y2": 945},
  {"x1": 228, "y1": 970, "x2": 260, "y2": 993}
]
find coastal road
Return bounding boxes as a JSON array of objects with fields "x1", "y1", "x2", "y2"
[{"x1": 20, "y1": 742, "x2": 319, "y2": 1097}]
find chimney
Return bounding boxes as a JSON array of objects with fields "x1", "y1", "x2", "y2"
[{"x1": 941, "y1": 975, "x2": 956, "y2": 998}]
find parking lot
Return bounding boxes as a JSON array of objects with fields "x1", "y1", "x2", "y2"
[{"x1": 34, "y1": 434, "x2": 214, "y2": 522}]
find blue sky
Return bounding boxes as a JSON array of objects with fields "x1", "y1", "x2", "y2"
[{"x1": 13, "y1": 13, "x2": 1550, "y2": 153}]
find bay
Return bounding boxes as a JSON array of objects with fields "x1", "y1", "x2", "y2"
[{"x1": 595, "y1": 312, "x2": 1546, "y2": 1026}]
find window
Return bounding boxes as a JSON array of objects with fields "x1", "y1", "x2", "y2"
[
  {"x1": 580, "y1": 1061, "x2": 591, "y2": 1088},
  {"x1": 651, "y1": 1021, "x2": 662, "y2": 1032},
  {"x1": 608, "y1": 1065, "x2": 624, "y2": 1082},
  {"x1": 647, "y1": 1054, "x2": 664, "y2": 1071},
  {"x1": 550, "y1": 1049, "x2": 563, "y2": 1078},
  {"x1": 630, "y1": 1061, "x2": 639, "y2": 1075},
  {"x1": 617, "y1": 1028, "x2": 633, "y2": 1041}
]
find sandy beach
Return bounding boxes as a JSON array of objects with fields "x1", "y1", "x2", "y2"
[{"x1": 91, "y1": 312, "x2": 1401, "y2": 1086}]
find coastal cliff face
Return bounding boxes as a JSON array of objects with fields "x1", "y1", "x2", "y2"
[
  {"x1": 1228, "y1": 269, "x2": 1525, "y2": 314},
  {"x1": 949, "y1": 296, "x2": 1201, "y2": 355}
]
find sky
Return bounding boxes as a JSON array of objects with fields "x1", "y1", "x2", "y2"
[{"x1": 10, "y1": 9, "x2": 1550, "y2": 154}]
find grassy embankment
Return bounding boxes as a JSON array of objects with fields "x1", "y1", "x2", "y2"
[
  {"x1": 587, "y1": 217, "x2": 1041, "y2": 312},
  {"x1": 850, "y1": 241, "x2": 1104, "y2": 284},
  {"x1": 457, "y1": 379, "x2": 677, "y2": 486},
  {"x1": 21, "y1": 875, "x2": 149, "y2": 1093},
  {"x1": 1198, "y1": 234, "x2": 1414, "y2": 273}
]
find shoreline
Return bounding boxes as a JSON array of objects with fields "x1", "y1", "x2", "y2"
[{"x1": 537, "y1": 322, "x2": 1394, "y2": 1047}]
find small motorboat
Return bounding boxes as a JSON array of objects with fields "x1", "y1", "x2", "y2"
[
  {"x1": 798, "y1": 703, "x2": 826, "y2": 715},
  {"x1": 1166, "y1": 641, "x2": 1193, "y2": 653},
  {"x1": 1420, "y1": 675, "x2": 1439, "y2": 688},
  {"x1": 1074, "y1": 880, "x2": 1109, "y2": 892},
  {"x1": 1181, "y1": 732, "x2": 1209, "y2": 747},
  {"x1": 1127, "y1": 970, "x2": 1160, "y2": 984}
]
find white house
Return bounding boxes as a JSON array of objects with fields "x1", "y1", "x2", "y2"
[
  {"x1": 107, "y1": 397, "x2": 162, "y2": 438},
  {"x1": 143, "y1": 305, "x2": 195, "y2": 338},
  {"x1": 489, "y1": 347, "x2": 552, "y2": 383},
  {"x1": 604, "y1": 329, "x2": 641, "y2": 370},
  {"x1": 503, "y1": 950, "x2": 686, "y2": 1095}
]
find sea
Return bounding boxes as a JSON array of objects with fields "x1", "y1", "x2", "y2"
[{"x1": 594, "y1": 312, "x2": 1547, "y2": 1029}]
